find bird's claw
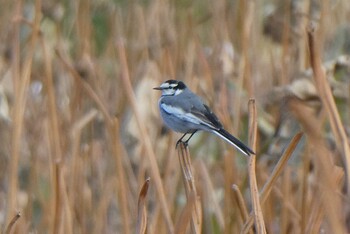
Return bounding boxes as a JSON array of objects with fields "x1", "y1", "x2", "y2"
[{"x1": 176, "y1": 139, "x2": 188, "y2": 149}]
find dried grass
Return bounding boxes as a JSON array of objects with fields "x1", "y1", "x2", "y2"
[{"x1": 0, "y1": 0, "x2": 349, "y2": 233}]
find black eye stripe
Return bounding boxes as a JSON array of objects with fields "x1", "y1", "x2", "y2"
[{"x1": 162, "y1": 80, "x2": 186, "y2": 90}]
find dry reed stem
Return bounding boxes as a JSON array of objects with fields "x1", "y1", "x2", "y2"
[
  {"x1": 305, "y1": 168, "x2": 344, "y2": 233},
  {"x1": 157, "y1": 143, "x2": 181, "y2": 232},
  {"x1": 69, "y1": 109, "x2": 98, "y2": 233},
  {"x1": 116, "y1": 40, "x2": 174, "y2": 233},
  {"x1": 55, "y1": 48, "x2": 113, "y2": 125},
  {"x1": 242, "y1": 0, "x2": 255, "y2": 96},
  {"x1": 110, "y1": 119, "x2": 131, "y2": 234},
  {"x1": 7, "y1": 0, "x2": 42, "y2": 227},
  {"x1": 295, "y1": 1, "x2": 310, "y2": 71},
  {"x1": 121, "y1": 145, "x2": 139, "y2": 199},
  {"x1": 10, "y1": 0, "x2": 21, "y2": 96},
  {"x1": 272, "y1": 186, "x2": 301, "y2": 220},
  {"x1": 55, "y1": 46, "x2": 122, "y2": 232},
  {"x1": 281, "y1": 167, "x2": 291, "y2": 233},
  {"x1": 255, "y1": 174, "x2": 300, "y2": 221},
  {"x1": 40, "y1": 32, "x2": 68, "y2": 234},
  {"x1": 7, "y1": 0, "x2": 22, "y2": 225},
  {"x1": 4, "y1": 212, "x2": 21, "y2": 234},
  {"x1": 136, "y1": 178, "x2": 150, "y2": 234},
  {"x1": 198, "y1": 161, "x2": 225, "y2": 230},
  {"x1": 57, "y1": 44, "x2": 133, "y2": 232},
  {"x1": 57, "y1": 43, "x2": 133, "y2": 233},
  {"x1": 40, "y1": 33, "x2": 62, "y2": 162},
  {"x1": 231, "y1": 185, "x2": 250, "y2": 230},
  {"x1": 300, "y1": 144, "x2": 311, "y2": 233},
  {"x1": 92, "y1": 179, "x2": 115, "y2": 234},
  {"x1": 241, "y1": 132, "x2": 303, "y2": 233},
  {"x1": 233, "y1": 0, "x2": 253, "y2": 134},
  {"x1": 52, "y1": 162, "x2": 62, "y2": 234},
  {"x1": 248, "y1": 99, "x2": 266, "y2": 233},
  {"x1": 259, "y1": 133, "x2": 303, "y2": 200},
  {"x1": 60, "y1": 166, "x2": 73, "y2": 234},
  {"x1": 307, "y1": 25, "x2": 350, "y2": 195},
  {"x1": 177, "y1": 143, "x2": 202, "y2": 234},
  {"x1": 281, "y1": 0, "x2": 292, "y2": 85},
  {"x1": 288, "y1": 99, "x2": 345, "y2": 233},
  {"x1": 71, "y1": 110, "x2": 99, "y2": 136},
  {"x1": 174, "y1": 192, "x2": 197, "y2": 234}
]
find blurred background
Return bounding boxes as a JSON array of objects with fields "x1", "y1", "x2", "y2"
[{"x1": 0, "y1": 0, "x2": 349, "y2": 233}]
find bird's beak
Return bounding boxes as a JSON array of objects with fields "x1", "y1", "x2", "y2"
[{"x1": 153, "y1": 86, "x2": 163, "y2": 90}]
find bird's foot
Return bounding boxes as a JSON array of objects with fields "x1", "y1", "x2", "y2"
[{"x1": 176, "y1": 139, "x2": 188, "y2": 149}]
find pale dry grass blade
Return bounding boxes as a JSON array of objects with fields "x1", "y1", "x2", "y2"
[
  {"x1": 52, "y1": 162, "x2": 62, "y2": 234},
  {"x1": 40, "y1": 31, "x2": 69, "y2": 234},
  {"x1": 174, "y1": 192, "x2": 197, "y2": 234},
  {"x1": 259, "y1": 133, "x2": 303, "y2": 206},
  {"x1": 40, "y1": 33, "x2": 63, "y2": 162},
  {"x1": 146, "y1": 138, "x2": 179, "y2": 233},
  {"x1": 307, "y1": 25, "x2": 350, "y2": 195},
  {"x1": 116, "y1": 40, "x2": 174, "y2": 233},
  {"x1": 59, "y1": 45, "x2": 133, "y2": 232},
  {"x1": 60, "y1": 166, "x2": 73, "y2": 234},
  {"x1": 4, "y1": 212, "x2": 21, "y2": 234},
  {"x1": 71, "y1": 110, "x2": 99, "y2": 137},
  {"x1": 136, "y1": 178, "x2": 150, "y2": 234},
  {"x1": 55, "y1": 48, "x2": 113, "y2": 125},
  {"x1": 247, "y1": 99, "x2": 266, "y2": 233},
  {"x1": 242, "y1": 132, "x2": 303, "y2": 233},
  {"x1": 7, "y1": 0, "x2": 42, "y2": 226},
  {"x1": 232, "y1": 185, "x2": 250, "y2": 232},
  {"x1": 69, "y1": 110, "x2": 98, "y2": 233},
  {"x1": 0, "y1": 1, "x2": 349, "y2": 232},
  {"x1": 198, "y1": 160, "x2": 225, "y2": 230},
  {"x1": 305, "y1": 168, "x2": 344, "y2": 233},
  {"x1": 109, "y1": 119, "x2": 131, "y2": 234},
  {"x1": 92, "y1": 179, "x2": 115, "y2": 234},
  {"x1": 223, "y1": 150, "x2": 238, "y2": 233},
  {"x1": 281, "y1": 167, "x2": 291, "y2": 234},
  {"x1": 177, "y1": 143, "x2": 202, "y2": 234},
  {"x1": 300, "y1": 144, "x2": 311, "y2": 233},
  {"x1": 288, "y1": 98, "x2": 345, "y2": 233},
  {"x1": 236, "y1": 0, "x2": 255, "y2": 98}
]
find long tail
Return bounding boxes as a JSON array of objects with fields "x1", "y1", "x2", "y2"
[{"x1": 212, "y1": 128, "x2": 255, "y2": 156}]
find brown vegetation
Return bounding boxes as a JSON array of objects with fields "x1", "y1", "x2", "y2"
[{"x1": 0, "y1": 0, "x2": 349, "y2": 233}]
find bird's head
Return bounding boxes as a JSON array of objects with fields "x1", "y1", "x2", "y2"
[{"x1": 153, "y1": 80, "x2": 187, "y2": 96}]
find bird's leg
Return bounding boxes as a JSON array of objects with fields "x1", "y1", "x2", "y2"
[
  {"x1": 183, "y1": 130, "x2": 197, "y2": 146},
  {"x1": 176, "y1": 131, "x2": 198, "y2": 148},
  {"x1": 176, "y1": 133, "x2": 188, "y2": 148}
]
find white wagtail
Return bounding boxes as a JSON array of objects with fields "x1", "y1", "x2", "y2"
[{"x1": 154, "y1": 80, "x2": 255, "y2": 156}]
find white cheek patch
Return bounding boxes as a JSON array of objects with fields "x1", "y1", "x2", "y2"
[
  {"x1": 162, "y1": 89, "x2": 175, "y2": 96},
  {"x1": 174, "y1": 89, "x2": 183, "y2": 95}
]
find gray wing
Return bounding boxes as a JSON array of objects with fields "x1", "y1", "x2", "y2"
[
  {"x1": 160, "y1": 89, "x2": 223, "y2": 130},
  {"x1": 176, "y1": 90, "x2": 223, "y2": 130},
  {"x1": 189, "y1": 104, "x2": 223, "y2": 130}
]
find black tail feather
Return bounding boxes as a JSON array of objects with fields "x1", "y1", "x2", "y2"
[{"x1": 213, "y1": 128, "x2": 255, "y2": 156}]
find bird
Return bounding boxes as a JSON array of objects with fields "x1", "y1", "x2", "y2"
[{"x1": 154, "y1": 80, "x2": 255, "y2": 157}]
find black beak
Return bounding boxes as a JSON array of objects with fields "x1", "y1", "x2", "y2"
[{"x1": 153, "y1": 87, "x2": 163, "y2": 90}]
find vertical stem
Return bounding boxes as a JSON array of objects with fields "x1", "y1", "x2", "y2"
[
  {"x1": 248, "y1": 99, "x2": 266, "y2": 234},
  {"x1": 117, "y1": 40, "x2": 174, "y2": 233},
  {"x1": 7, "y1": 0, "x2": 41, "y2": 226},
  {"x1": 177, "y1": 143, "x2": 202, "y2": 234},
  {"x1": 109, "y1": 119, "x2": 130, "y2": 234}
]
